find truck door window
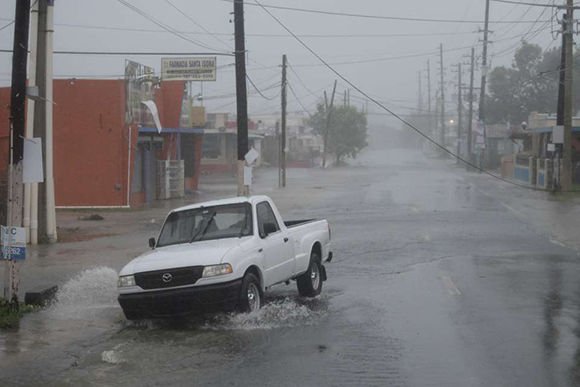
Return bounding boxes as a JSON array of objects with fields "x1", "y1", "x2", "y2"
[{"x1": 257, "y1": 202, "x2": 280, "y2": 237}]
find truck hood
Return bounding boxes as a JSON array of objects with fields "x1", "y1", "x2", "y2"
[{"x1": 120, "y1": 238, "x2": 244, "y2": 275}]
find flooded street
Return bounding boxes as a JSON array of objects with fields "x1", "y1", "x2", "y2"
[{"x1": 2, "y1": 138, "x2": 580, "y2": 386}]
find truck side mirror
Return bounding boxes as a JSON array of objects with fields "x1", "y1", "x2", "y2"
[{"x1": 148, "y1": 237, "x2": 156, "y2": 249}]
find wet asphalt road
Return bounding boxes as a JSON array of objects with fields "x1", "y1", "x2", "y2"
[{"x1": 2, "y1": 136, "x2": 580, "y2": 386}]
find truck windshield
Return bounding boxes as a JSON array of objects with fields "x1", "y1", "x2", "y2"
[{"x1": 157, "y1": 203, "x2": 253, "y2": 247}]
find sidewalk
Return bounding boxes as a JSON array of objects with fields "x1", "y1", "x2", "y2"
[{"x1": 450, "y1": 160, "x2": 580, "y2": 253}]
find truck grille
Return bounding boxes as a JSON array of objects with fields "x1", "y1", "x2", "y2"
[{"x1": 135, "y1": 266, "x2": 204, "y2": 290}]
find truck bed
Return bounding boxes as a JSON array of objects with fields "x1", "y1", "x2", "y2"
[{"x1": 284, "y1": 219, "x2": 317, "y2": 228}]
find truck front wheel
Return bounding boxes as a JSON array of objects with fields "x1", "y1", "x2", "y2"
[
  {"x1": 239, "y1": 273, "x2": 262, "y2": 313},
  {"x1": 297, "y1": 252, "x2": 323, "y2": 297}
]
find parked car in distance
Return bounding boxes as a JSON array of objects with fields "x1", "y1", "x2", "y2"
[{"x1": 118, "y1": 195, "x2": 333, "y2": 320}]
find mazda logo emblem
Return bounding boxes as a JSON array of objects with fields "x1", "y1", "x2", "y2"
[{"x1": 162, "y1": 273, "x2": 173, "y2": 283}]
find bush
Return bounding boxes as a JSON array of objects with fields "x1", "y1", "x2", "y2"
[{"x1": 0, "y1": 297, "x2": 34, "y2": 330}]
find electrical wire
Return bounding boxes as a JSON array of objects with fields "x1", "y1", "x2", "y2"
[
  {"x1": 287, "y1": 81, "x2": 312, "y2": 117},
  {"x1": 222, "y1": 0, "x2": 549, "y2": 24},
  {"x1": 0, "y1": 18, "x2": 484, "y2": 39},
  {"x1": 491, "y1": 0, "x2": 560, "y2": 7},
  {"x1": 0, "y1": 49, "x2": 234, "y2": 56},
  {"x1": 116, "y1": 0, "x2": 229, "y2": 54},
  {"x1": 253, "y1": 0, "x2": 557, "y2": 192},
  {"x1": 163, "y1": 0, "x2": 233, "y2": 51},
  {"x1": 0, "y1": 21, "x2": 14, "y2": 33},
  {"x1": 247, "y1": 74, "x2": 279, "y2": 100}
]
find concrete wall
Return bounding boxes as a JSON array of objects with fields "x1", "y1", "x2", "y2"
[{"x1": 53, "y1": 79, "x2": 134, "y2": 206}]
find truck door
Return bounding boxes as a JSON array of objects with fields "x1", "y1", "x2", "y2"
[{"x1": 256, "y1": 201, "x2": 295, "y2": 286}]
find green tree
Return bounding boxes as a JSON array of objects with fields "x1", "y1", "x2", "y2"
[
  {"x1": 486, "y1": 42, "x2": 563, "y2": 125},
  {"x1": 310, "y1": 103, "x2": 368, "y2": 165}
]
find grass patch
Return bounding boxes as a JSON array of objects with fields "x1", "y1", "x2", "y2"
[{"x1": 0, "y1": 298, "x2": 35, "y2": 330}]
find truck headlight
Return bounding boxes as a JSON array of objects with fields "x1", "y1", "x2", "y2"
[
  {"x1": 118, "y1": 275, "x2": 136, "y2": 287},
  {"x1": 202, "y1": 264, "x2": 233, "y2": 278}
]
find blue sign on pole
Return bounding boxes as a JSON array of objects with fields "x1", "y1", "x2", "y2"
[{"x1": 0, "y1": 246, "x2": 26, "y2": 260}]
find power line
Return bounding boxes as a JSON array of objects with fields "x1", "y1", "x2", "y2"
[
  {"x1": 0, "y1": 18, "x2": 483, "y2": 39},
  {"x1": 116, "y1": 0, "x2": 228, "y2": 54},
  {"x1": 0, "y1": 20, "x2": 14, "y2": 32},
  {"x1": 247, "y1": 74, "x2": 279, "y2": 100},
  {"x1": 253, "y1": 0, "x2": 550, "y2": 192},
  {"x1": 287, "y1": 81, "x2": 312, "y2": 117},
  {"x1": 222, "y1": 0, "x2": 550, "y2": 24},
  {"x1": 0, "y1": 49, "x2": 234, "y2": 56},
  {"x1": 491, "y1": 0, "x2": 561, "y2": 7},
  {"x1": 163, "y1": 0, "x2": 232, "y2": 50}
]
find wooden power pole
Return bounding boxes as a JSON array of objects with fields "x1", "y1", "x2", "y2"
[
  {"x1": 467, "y1": 47, "x2": 475, "y2": 164},
  {"x1": 439, "y1": 44, "x2": 445, "y2": 152},
  {"x1": 280, "y1": 54, "x2": 287, "y2": 187},
  {"x1": 234, "y1": 0, "x2": 249, "y2": 196},
  {"x1": 5, "y1": 0, "x2": 30, "y2": 301},
  {"x1": 562, "y1": 0, "x2": 574, "y2": 192}
]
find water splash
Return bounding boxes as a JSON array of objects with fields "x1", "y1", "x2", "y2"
[
  {"x1": 101, "y1": 344, "x2": 126, "y2": 364},
  {"x1": 205, "y1": 296, "x2": 327, "y2": 331},
  {"x1": 47, "y1": 266, "x2": 119, "y2": 319}
]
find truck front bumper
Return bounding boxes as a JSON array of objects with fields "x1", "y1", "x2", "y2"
[{"x1": 118, "y1": 278, "x2": 243, "y2": 320}]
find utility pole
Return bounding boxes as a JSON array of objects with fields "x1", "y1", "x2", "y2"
[
  {"x1": 439, "y1": 44, "x2": 446, "y2": 153},
  {"x1": 322, "y1": 80, "x2": 337, "y2": 168},
  {"x1": 457, "y1": 63, "x2": 463, "y2": 163},
  {"x1": 427, "y1": 60, "x2": 432, "y2": 135},
  {"x1": 280, "y1": 54, "x2": 287, "y2": 188},
  {"x1": 478, "y1": 0, "x2": 491, "y2": 170},
  {"x1": 417, "y1": 71, "x2": 423, "y2": 112},
  {"x1": 234, "y1": 0, "x2": 249, "y2": 196},
  {"x1": 45, "y1": 0, "x2": 57, "y2": 242},
  {"x1": 24, "y1": 0, "x2": 39, "y2": 245},
  {"x1": 467, "y1": 47, "x2": 475, "y2": 164},
  {"x1": 5, "y1": 0, "x2": 30, "y2": 301},
  {"x1": 33, "y1": 0, "x2": 57, "y2": 243},
  {"x1": 562, "y1": 0, "x2": 574, "y2": 192}
]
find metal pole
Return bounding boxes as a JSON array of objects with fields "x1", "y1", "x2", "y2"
[{"x1": 234, "y1": 0, "x2": 249, "y2": 196}]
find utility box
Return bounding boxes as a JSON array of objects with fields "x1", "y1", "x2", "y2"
[
  {"x1": 553, "y1": 125, "x2": 564, "y2": 144},
  {"x1": 157, "y1": 160, "x2": 184, "y2": 200}
]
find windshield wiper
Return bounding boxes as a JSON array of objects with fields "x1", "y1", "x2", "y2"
[{"x1": 190, "y1": 212, "x2": 216, "y2": 242}]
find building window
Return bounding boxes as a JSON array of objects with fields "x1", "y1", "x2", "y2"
[{"x1": 202, "y1": 134, "x2": 221, "y2": 159}]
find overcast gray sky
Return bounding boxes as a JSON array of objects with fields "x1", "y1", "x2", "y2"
[{"x1": 0, "y1": 0, "x2": 557, "y2": 127}]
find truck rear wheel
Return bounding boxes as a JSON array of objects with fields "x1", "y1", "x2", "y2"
[
  {"x1": 239, "y1": 273, "x2": 262, "y2": 313},
  {"x1": 297, "y1": 252, "x2": 322, "y2": 297}
]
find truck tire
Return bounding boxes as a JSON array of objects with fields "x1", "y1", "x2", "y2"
[
  {"x1": 239, "y1": 273, "x2": 262, "y2": 313},
  {"x1": 297, "y1": 252, "x2": 323, "y2": 297}
]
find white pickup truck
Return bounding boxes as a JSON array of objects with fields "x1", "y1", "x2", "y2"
[{"x1": 118, "y1": 195, "x2": 332, "y2": 320}]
